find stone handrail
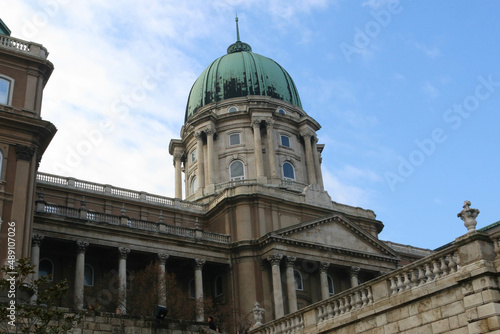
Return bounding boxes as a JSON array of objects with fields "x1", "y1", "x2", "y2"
[
  {"x1": 251, "y1": 242, "x2": 461, "y2": 334},
  {"x1": 214, "y1": 178, "x2": 257, "y2": 191},
  {"x1": 35, "y1": 204, "x2": 230, "y2": 244},
  {"x1": 279, "y1": 179, "x2": 307, "y2": 192},
  {"x1": 36, "y1": 172, "x2": 205, "y2": 212},
  {"x1": 0, "y1": 35, "x2": 48, "y2": 58}
]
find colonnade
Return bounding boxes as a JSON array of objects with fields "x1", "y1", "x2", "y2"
[
  {"x1": 172, "y1": 119, "x2": 325, "y2": 199},
  {"x1": 266, "y1": 253, "x2": 362, "y2": 318},
  {"x1": 31, "y1": 235, "x2": 208, "y2": 319}
]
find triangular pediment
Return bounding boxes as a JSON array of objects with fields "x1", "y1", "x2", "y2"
[{"x1": 273, "y1": 214, "x2": 398, "y2": 258}]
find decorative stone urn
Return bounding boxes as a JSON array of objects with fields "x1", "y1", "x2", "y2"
[{"x1": 457, "y1": 200, "x2": 480, "y2": 233}]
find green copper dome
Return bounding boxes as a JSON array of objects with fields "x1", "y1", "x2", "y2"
[{"x1": 185, "y1": 40, "x2": 302, "y2": 122}]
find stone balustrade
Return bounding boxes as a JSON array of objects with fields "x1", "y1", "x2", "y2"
[
  {"x1": 36, "y1": 172, "x2": 205, "y2": 212},
  {"x1": 251, "y1": 241, "x2": 464, "y2": 334},
  {"x1": 0, "y1": 35, "x2": 48, "y2": 58},
  {"x1": 36, "y1": 203, "x2": 230, "y2": 244}
]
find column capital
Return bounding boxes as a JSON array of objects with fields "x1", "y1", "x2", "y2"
[
  {"x1": 32, "y1": 234, "x2": 44, "y2": 246},
  {"x1": 173, "y1": 151, "x2": 184, "y2": 161},
  {"x1": 267, "y1": 253, "x2": 283, "y2": 265},
  {"x1": 320, "y1": 261, "x2": 330, "y2": 272},
  {"x1": 194, "y1": 131, "x2": 203, "y2": 139},
  {"x1": 15, "y1": 144, "x2": 35, "y2": 161},
  {"x1": 118, "y1": 247, "x2": 130, "y2": 259},
  {"x1": 350, "y1": 266, "x2": 361, "y2": 275},
  {"x1": 158, "y1": 253, "x2": 170, "y2": 264},
  {"x1": 252, "y1": 118, "x2": 262, "y2": 128},
  {"x1": 286, "y1": 256, "x2": 297, "y2": 267},
  {"x1": 194, "y1": 258, "x2": 206, "y2": 269},
  {"x1": 264, "y1": 118, "x2": 275, "y2": 128},
  {"x1": 300, "y1": 130, "x2": 314, "y2": 139},
  {"x1": 76, "y1": 240, "x2": 89, "y2": 253},
  {"x1": 204, "y1": 127, "x2": 216, "y2": 136}
]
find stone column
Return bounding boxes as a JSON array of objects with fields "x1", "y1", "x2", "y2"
[
  {"x1": 117, "y1": 247, "x2": 130, "y2": 314},
  {"x1": 194, "y1": 258, "x2": 206, "y2": 322},
  {"x1": 74, "y1": 240, "x2": 89, "y2": 310},
  {"x1": 285, "y1": 256, "x2": 298, "y2": 313},
  {"x1": 173, "y1": 152, "x2": 183, "y2": 199},
  {"x1": 301, "y1": 131, "x2": 316, "y2": 185},
  {"x1": 312, "y1": 136, "x2": 324, "y2": 187},
  {"x1": 195, "y1": 131, "x2": 205, "y2": 189},
  {"x1": 31, "y1": 234, "x2": 44, "y2": 279},
  {"x1": 30, "y1": 234, "x2": 44, "y2": 303},
  {"x1": 267, "y1": 253, "x2": 284, "y2": 318},
  {"x1": 265, "y1": 120, "x2": 277, "y2": 178},
  {"x1": 350, "y1": 266, "x2": 360, "y2": 288},
  {"x1": 319, "y1": 262, "x2": 331, "y2": 300},
  {"x1": 205, "y1": 128, "x2": 216, "y2": 186},
  {"x1": 252, "y1": 119, "x2": 264, "y2": 178},
  {"x1": 158, "y1": 253, "x2": 169, "y2": 307}
]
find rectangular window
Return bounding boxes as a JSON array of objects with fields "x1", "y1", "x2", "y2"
[
  {"x1": 280, "y1": 135, "x2": 290, "y2": 148},
  {"x1": 229, "y1": 133, "x2": 241, "y2": 146},
  {"x1": 191, "y1": 149, "x2": 197, "y2": 163},
  {"x1": 0, "y1": 77, "x2": 12, "y2": 105}
]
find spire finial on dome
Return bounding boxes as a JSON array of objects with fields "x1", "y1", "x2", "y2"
[{"x1": 235, "y1": 15, "x2": 240, "y2": 42}]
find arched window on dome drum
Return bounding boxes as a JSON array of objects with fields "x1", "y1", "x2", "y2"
[
  {"x1": 280, "y1": 134, "x2": 291, "y2": 148},
  {"x1": 282, "y1": 162, "x2": 295, "y2": 181},
  {"x1": 229, "y1": 160, "x2": 245, "y2": 181},
  {"x1": 227, "y1": 106, "x2": 238, "y2": 113},
  {"x1": 191, "y1": 149, "x2": 197, "y2": 163},
  {"x1": 39, "y1": 258, "x2": 54, "y2": 281},
  {"x1": 294, "y1": 270, "x2": 304, "y2": 291},
  {"x1": 84, "y1": 264, "x2": 94, "y2": 287},
  {"x1": 191, "y1": 176, "x2": 198, "y2": 194}
]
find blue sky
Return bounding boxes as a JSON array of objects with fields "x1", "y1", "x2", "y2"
[{"x1": 3, "y1": 1, "x2": 499, "y2": 250}]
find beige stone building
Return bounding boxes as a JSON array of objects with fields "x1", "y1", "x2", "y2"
[{"x1": 9, "y1": 20, "x2": 487, "y2": 332}]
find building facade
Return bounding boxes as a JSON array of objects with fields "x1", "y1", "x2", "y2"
[{"x1": 0, "y1": 21, "x2": 435, "y2": 326}]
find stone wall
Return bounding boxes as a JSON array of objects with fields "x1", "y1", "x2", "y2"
[
  {"x1": 70, "y1": 315, "x2": 206, "y2": 334},
  {"x1": 250, "y1": 231, "x2": 500, "y2": 334}
]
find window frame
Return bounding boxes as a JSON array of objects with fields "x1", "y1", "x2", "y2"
[
  {"x1": 282, "y1": 162, "x2": 296, "y2": 181},
  {"x1": 84, "y1": 264, "x2": 94, "y2": 287},
  {"x1": 327, "y1": 274, "x2": 335, "y2": 296},
  {"x1": 294, "y1": 269, "x2": 304, "y2": 291},
  {"x1": 280, "y1": 134, "x2": 291, "y2": 148},
  {"x1": 214, "y1": 275, "x2": 223, "y2": 297},
  {"x1": 228, "y1": 132, "x2": 241, "y2": 146},
  {"x1": 191, "y1": 148, "x2": 197, "y2": 163},
  {"x1": 229, "y1": 160, "x2": 245, "y2": 181},
  {"x1": 189, "y1": 279, "x2": 196, "y2": 299},
  {"x1": 191, "y1": 175, "x2": 198, "y2": 194},
  {"x1": 0, "y1": 149, "x2": 3, "y2": 180},
  {"x1": 0, "y1": 75, "x2": 14, "y2": 106},
  {"x1": 39, "y1": 258, "x2": 54, "y2": 282},
  {"x1": 227, "y1": 106, "x2": 238, "y2": 113}
]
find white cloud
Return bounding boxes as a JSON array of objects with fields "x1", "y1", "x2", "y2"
[{"x1": 421, "y1": 81, "x2": 440, "y2": 99}]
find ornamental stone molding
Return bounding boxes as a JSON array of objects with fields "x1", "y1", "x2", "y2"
[
  {"x1": 320, "y1": 261, "x2": 330, "y2": 272},
  {"x1": 194, "y1": 258, "x2": 206, "y2": 269},
  {"x1": 15, "y1": 144, "x2": 35, "y2": 161},
  {"x1": 457, "y1": 200, "x2": 480, "y2": 232},
  {"x1": 118, "y1": 247, "x2": 130, "y2": 259},
  {"x1": 157, "y1": 253, "x2": 170, "y2": 264},
  {"x1": 286, "y1": 256, "x2": 297, "y2": 267},
  {"x1": 76, "y1": 240, "x2": 89, "y2": 253},
  {"x1": 267, "y1": 253, "x2": 283, "y2": 265},
  {"x1": 32, "y1": 234, "x2": 44, "y2": 246}
]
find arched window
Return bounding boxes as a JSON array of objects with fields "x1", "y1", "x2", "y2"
[
  {"x1": 278, "y1": 108, "x2": 286, "y2": 115},
  {"x1": 282, "y1": 162, "x2": 295, "y2": 181},
  {"x1": 227, "y1": 106, "x2": 238, "y2": 113},
  {"x1": 189, "y1": 279, "x2": 196, "y2": 299},
  {"x1": 229, "y1": 160, "x2": 245, "y2": 181},
  {"x1": 214, "y1": 275, "x2": 223, "y2": 297},
  {"x1": 84, "y1": 264, "x2": 94, "y2": 287},
  {"x1": 0, "y1": 76, "x2": 13, "y2": 105},
  {"x1": 280, "y1": 134, "x2": 291, "y2": 148},
  {"x1": 39, "y1": 258, "x2": 54, "y2": 281},
  {"x1": 327, "y1": 275, "x2": 335, "y2": 296},
  {"x1": 294, "y1": 270, "x2": 303, "y2": 291},
  {"x1": 191, "y1": 176, "x2": 198, "y2": 194}
]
